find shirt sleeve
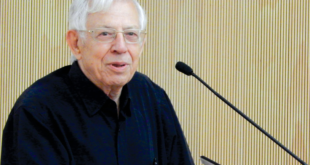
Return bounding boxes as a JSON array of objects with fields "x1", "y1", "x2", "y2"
[
  {"x1": 160, "y1": 91, "x2": 195, "y2": 165},
  {"x1": 1, "y1": 106, "x2": 71, "y2": 165}
]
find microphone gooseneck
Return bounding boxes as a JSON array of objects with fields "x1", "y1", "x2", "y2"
[{"x1": 175, "y1": 61, "x2": 308, "y2": 165}]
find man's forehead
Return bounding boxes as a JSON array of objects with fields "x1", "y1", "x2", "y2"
[
  {"x1": 98, "y1": 25, "x2": 140, "y2": 29},
  {"x1": 86, "y1": 15, "x2": 140, "y2": 29},
  {"x1": 86, "y1": 1, "x2": 140, "y2": 29}
]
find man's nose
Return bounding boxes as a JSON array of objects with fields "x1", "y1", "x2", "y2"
[{"x1": 111, "y1": 33, "x2": 128, "y2": 54}]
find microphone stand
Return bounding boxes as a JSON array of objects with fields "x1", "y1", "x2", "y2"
[{"x1": 191, "y1": 72, "x2": 308, "y2": 165}]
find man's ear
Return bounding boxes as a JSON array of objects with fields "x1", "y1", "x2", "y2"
[
  {"x1": 142, "y1": 36, "x2": 147, "y2": 46},
  {"x1": 66, "y1": 30, "x2": 82, "y2": 60},
  {"x1": 138, "y1": 36, "x2": 147, "y2": 56}
]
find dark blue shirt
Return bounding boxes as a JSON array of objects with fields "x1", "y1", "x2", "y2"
[{"x1": 1, "y1": 62, "x2": 194, "y2": 165}]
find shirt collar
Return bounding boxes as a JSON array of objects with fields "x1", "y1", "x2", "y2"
[{"x1": 68, "y1": 61, "x2": 131, "y2": 117}]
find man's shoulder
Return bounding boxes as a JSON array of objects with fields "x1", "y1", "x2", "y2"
[
  {"x1": 127, "y1": 72, "x2": 169, "y2": 102},
  {"x1": 14, "y1": 65, "x2": 72, "y2": 109},
  {"x1": 129, "y1": 71, "x2": 163, "y2": 91},
  {"x1": 27, "y1": 65, "x2": 71, "y2": 93}
]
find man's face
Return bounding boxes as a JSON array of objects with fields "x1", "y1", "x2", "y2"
[{"x1": 76, "y1": 0, "x2": 145, "y2": 89}]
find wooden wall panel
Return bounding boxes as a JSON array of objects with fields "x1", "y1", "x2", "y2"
[{"x1": 1, "y1": 0, "x2": 309, "y2": 164}]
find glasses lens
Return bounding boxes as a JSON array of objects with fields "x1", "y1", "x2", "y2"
[
  {"x1": 91, "y1": 28, "x2": 145, "y2": 43},
  {"x1": 124, "y1": 30, "x2": 141, "y2": 43},
  {"x1": 93, "y1": 28, "x2": 115, "y2": 42}
]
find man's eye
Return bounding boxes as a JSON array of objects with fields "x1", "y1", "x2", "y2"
[
  {"x1": 99, "y1": 32, "x2": 110, "y2": 36},
  {"x1": 127, "y1": 32, "x2": 135, "y2": 35},
  {"x1": 125, "y1": 32, "x2": 139, "y2": 36}
]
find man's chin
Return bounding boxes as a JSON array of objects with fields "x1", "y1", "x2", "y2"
[{"x1": 108, "y1": 77, "x2": 131, "y2": 87}]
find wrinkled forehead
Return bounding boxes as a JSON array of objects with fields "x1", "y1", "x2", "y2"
[
  {"x1": 87, "y1": 0, "x2": 138, "y2": 15},
  {"x1": 86, "y1": 0, "x2": 140, "y2": 29}
]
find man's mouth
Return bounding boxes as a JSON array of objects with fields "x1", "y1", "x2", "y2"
[
  {"x1": 112, "y1": 63, "x2": 126, "y2": 67},
  {"x1": 108, "y1": 62, "x2": 129, "y2": 72}
]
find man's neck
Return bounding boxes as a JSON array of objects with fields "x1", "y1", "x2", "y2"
[
  {"x1": 76, "y1": 61, "x2": 123, "y2": 115},
  {"x1": 103, "y1": 86, "x2": 122, "y2": 116}
]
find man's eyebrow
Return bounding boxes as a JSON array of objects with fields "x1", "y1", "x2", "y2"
[
  {"x1": 100, "y1": 25, "x2": 113, "y2": 29},
  {"x1": 123, "y1": 26, "x2": 140, "y2": 29},
  {"x1": 98, "y1": 25, "x2": 140, "y2": 29}
]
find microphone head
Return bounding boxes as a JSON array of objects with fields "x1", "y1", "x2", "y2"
[{"x1": 175, "y1": 61, "x2": 193, "y2": 76}]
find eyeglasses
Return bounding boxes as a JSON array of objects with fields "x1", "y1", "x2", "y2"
[{"x1": 78, "y1": 28, "x2": 147, "y2": 44}]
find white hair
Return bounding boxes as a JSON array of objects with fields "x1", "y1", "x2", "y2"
[{"x1": 68, "y1": 0, "x2": 147, "y2": 63}]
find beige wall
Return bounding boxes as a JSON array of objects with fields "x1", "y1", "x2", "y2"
[{"x1": 1, "y1": 0, "x2": 309, "y2": 164}]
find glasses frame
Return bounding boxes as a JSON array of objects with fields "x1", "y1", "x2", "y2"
[{"x1": 78, "y1": 28, "x2": 147, "y2": 44}]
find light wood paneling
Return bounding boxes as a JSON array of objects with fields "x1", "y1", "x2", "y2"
[{"x1": 1, "y1": 0, "x2": 309, "y2": 164}]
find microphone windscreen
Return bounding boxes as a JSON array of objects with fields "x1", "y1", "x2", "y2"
[{"x1": 175, "y1": 61, "x2": 193, "y2": 76}]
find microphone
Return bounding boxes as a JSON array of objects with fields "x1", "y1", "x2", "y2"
[
  {"x1": 175, "y1": 62, "x2": 193, "y2": 76},
  {"x1": 175, "y1": 61, "x2": 308, "y2": 165}
]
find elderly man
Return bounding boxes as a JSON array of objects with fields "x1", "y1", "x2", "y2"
[{"x1": 1, "y1": 0, "x2": 194, "y2": 164}]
